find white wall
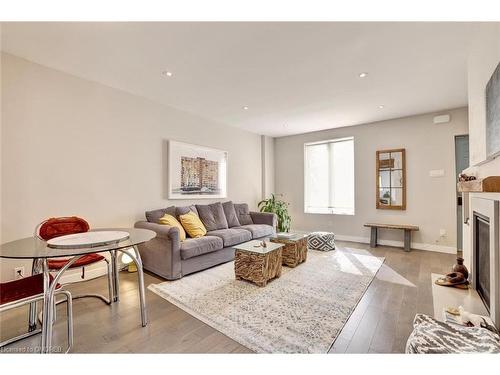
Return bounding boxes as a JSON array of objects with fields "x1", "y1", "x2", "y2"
[
  {"x1": 0, "y1": 53, "x2": 263, "y2": 281},
  {"x1": 275, "y1": 108, "x2": 469, "y2": 252},
  {"x1": 261, "y1": 135, "x2": 275, "y2": 199},
  {"x1": 463, "y1": 24, "x2": 500, "y2": 272},
  {"x1": 467, "y1": 23, "x2": 500, "y2": 176}
]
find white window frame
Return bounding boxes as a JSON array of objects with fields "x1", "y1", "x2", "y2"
[{"x1": 303, "y1": 136, "x2": 355, "y2": 215}]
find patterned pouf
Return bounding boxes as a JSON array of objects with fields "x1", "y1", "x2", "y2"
[
  {"x1": 307, "y1": 231, "x2": 335, "y2": 251},
  {"x1": 406, "y1": 314, "x2": 500, "y2": 353}
]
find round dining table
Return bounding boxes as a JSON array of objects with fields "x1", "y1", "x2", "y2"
[{"x1": 0, "y1": 227, "x2": 156, "y2": 353}]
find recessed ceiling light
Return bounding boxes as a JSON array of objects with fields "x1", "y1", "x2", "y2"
[
  {"x1": 358, "y1": 72, "x2": 368, "y2": 78},
  {"x1": 162, "y1": 70, "x2": 173, "y2": 77},
  {"x1": 242, "y1": 106, "x2": 249, "y2": 110},
  {"x1": 378, "y1": 105, "x2": 385, "y2": 109}
]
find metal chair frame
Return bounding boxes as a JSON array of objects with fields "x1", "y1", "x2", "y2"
[
  {"x1": 30, "y1": 219, "x2": 116, "y2": 330},
  {"x1": 34, "y1": 219, "x2": 114, "y2": 305},
  {"x1": 0, "y1": 288, "x2": 73, "y2": 353}
]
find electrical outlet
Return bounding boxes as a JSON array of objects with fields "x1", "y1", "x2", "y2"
[
  {"x1": 14, "y1": 266, "x2": 25, "y2": 280},
  {"x1": 440, "y1": 229, "x2": 447, "y2": 237}
]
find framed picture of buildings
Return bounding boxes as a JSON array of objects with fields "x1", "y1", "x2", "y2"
[{"x1": 167, "y1": 140, "x2": 228, "y2": 199}]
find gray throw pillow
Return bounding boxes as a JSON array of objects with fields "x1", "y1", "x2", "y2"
[
  {"x1": 146, "y1": 206, "x2": 176, "y2": 223},
  {"x1": 234, "y1": 203, "x2": 253, "y2": 225},
  {"x1": 175, "y1": 205, "x2": 198, "y2": 219},
  {"x1": 196, "y1": 202, "x2": 229, "y2": 231},
  {"x1": 222, "y1": 201, "x2": 241, "y2": 228}
]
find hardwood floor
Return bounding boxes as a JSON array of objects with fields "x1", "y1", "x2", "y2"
[{"x1": 0, "y1": 241, "x2": 455, "y2": 353}]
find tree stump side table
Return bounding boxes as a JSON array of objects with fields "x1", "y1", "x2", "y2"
[
  {"x1": 234, "y1": 240, "x2": 284, "y2": 287},
  {"x1": 270, "y1": 235, "x2": 308, "y2": 268}
]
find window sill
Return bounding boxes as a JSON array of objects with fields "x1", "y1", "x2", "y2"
[{"x1": 304, "y1": 209, "x2": 355, "y2": 216}]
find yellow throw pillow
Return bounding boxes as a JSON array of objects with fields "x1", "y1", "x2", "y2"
[
  {"x1": 179, "y1": 211, "x2": 207, "y2": 238},
  {"x1": 158, "y1": 214, "x2": 186, "y2": 241}
]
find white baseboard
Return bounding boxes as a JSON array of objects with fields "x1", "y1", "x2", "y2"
[
  {"x1": 59, "y1": 264, "x2": 109, "y2": 284},
  {"x1": 334, "y1": 234, "x2": 457, "y2": 254}
]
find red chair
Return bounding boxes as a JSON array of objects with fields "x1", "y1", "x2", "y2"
[
  {"x1": 0, "y1": 274, "x2": 73, "y2": 352},
  {"x1": 35, "y1": 217, "x2": 113, "y2": 305}
]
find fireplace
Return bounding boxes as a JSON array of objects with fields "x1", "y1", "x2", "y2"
[
  {"x1": 475, "y1": 213, "x2": 490, "y2": 310},
  {"x1": 471, "y1": 196, "x2": 499, "y2": 327}
]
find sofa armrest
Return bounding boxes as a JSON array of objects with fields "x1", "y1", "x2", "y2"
[
  {"x1": 250, "y1": 211, "x2": 277, "y2": 228},
  {"x1": 134, "y1": 221, "x2": 182, "y2": 280}
]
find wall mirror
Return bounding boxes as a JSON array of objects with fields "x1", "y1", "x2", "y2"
[{"x1": 376, "y1": 148, "x2": 406, "y2": 210}]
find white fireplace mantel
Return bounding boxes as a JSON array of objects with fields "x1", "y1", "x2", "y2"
[{"x1": 466, "y1": 195, "x2": 500, "y2": 327}]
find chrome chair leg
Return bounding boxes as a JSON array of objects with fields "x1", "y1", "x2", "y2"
[
  {"x1": 105, "y1": 258, "x2": 114, "y2": 303},
  {"x1": 28, "y1": 301, "x2": 38, "y2": 332},
  {"x1": 41, "y1": 256, "x2": 81, "y2": 353},
  {"x1": 118, "y1": 246, "x2": 147, "y2": 327},
  {"x1": 60, "y1": 290, "x2": 73, "y2": 353},
  {"x1": 111, "y1": 250, "x2": 120, "y2": 302},
  {"x1": 28, "y1": 258, "x2": 43, "y2": 331}
]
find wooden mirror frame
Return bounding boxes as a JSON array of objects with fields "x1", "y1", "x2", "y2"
[{"x1": 376, "y1": 148, "x2": 406, "y2": 210}]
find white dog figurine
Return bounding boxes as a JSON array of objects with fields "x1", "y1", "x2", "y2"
[{"x1": 459, "y1": 306, "x2": 498, "y2": 333}]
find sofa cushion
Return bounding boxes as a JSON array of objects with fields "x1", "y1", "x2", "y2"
[
  {"x1": 234, "y1": 203, "x2": 253, "y2": 225},
  {"x1": 238, "y1": 224, "x2": 274, "y2": 239},
  {"x1": 222, "y1": 201, "x2": 241, "y2": 228},
  {"x1": 146, "y1": 206, "x2": 176, "y2": 223},
  {"x1": 179, "y1": 211, "x2": 207, "y2": 238},
  {"x1": 196, "y1": 202, "x2": 229, "y2": 232},
  {"x1": 175, "y1": 205, "x2": 198, "y2": 219},
  {"x1": 180, "y1": 236, "x2": 224, "y2": 260},
  {"x1": 159, "y1": 214, "x2": 186, "y2": 241},
  {"x1": 207, "y1": 228, "x2": 251, "y2": 247}
]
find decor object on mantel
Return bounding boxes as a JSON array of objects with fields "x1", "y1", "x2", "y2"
[
  {"x1": 435, "y1": 272, "x2": 469, "y2": 289},
  {"x1": 258, "y1": 193, "x2": 291, "y2": 232},
  {"x1": 457, "y1": 176, "x2": 500, "y2": 192},
  {"x1": 458, "y1": 306, "x2": 499, "y2": 333},
  {"x1": 452, "y1": 257, "x2": 469, "y2": 280},
  {"x1": 458, "y1": 173, "x2": 476, "y2": 182}
]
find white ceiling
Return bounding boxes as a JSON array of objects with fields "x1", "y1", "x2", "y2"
[{"x1": 1, "y1": 22, "x2": 475, "y2": 137}]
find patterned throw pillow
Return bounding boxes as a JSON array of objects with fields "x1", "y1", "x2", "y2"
[
  {"x1": 307, "y1": 232, "x2": 335, "y2": 251},
  {"x1": 406, "y1": 314, "x2": 500, "y2": 354}
]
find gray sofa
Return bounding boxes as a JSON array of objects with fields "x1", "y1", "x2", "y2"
[{"x1": 134, "y1": 202, "x2": 277, "y2": 280}]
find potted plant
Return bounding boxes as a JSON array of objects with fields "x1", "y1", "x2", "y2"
[{"x1": 258, "y1": 193, "x2": 291, "y2": 233}]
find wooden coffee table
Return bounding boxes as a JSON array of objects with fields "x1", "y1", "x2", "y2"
[
  {"x1": 233, "y1": 240, "x2": 284, "y2": 287},
  {"x1": 270, "y1": 233, "x2": 309, "y2": 268}
]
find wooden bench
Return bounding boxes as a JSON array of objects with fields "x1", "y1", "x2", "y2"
[{"x1": 364, "y1": 223, "x2": 419, "y2": 252}]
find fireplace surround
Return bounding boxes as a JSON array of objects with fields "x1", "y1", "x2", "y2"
[{"x1": 471, "y1": 196, "x2": 499, "y2": 327}]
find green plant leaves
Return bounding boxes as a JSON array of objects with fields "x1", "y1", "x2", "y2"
[{"x1": 259, "y1": 194, "x2": 291, "y2": 232}]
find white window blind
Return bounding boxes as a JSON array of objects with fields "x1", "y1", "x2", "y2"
[{"x1": 304, "y1": 137, "x2": 354, "y2": 215}]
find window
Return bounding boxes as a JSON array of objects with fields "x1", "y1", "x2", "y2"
[{"x1": 304, "y1": 137, "x2": 354, "y2": 215}]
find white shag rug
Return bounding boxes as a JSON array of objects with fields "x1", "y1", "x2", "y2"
[{"x1": 148, "y1": 248, "x2": 384, "y2": 353}]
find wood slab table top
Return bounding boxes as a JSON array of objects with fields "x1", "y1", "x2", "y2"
[{"x1": 364, "y1": 223, "x2": 419, "y2": 231}]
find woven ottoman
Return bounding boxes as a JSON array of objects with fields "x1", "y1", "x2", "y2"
[{"x1": 307, "y1": 231, "x2": 335, "y2": 251}]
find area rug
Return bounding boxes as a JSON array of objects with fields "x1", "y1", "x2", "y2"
[{"x1": 148, "y1": 248, "x2": 384, "y2": 353}]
